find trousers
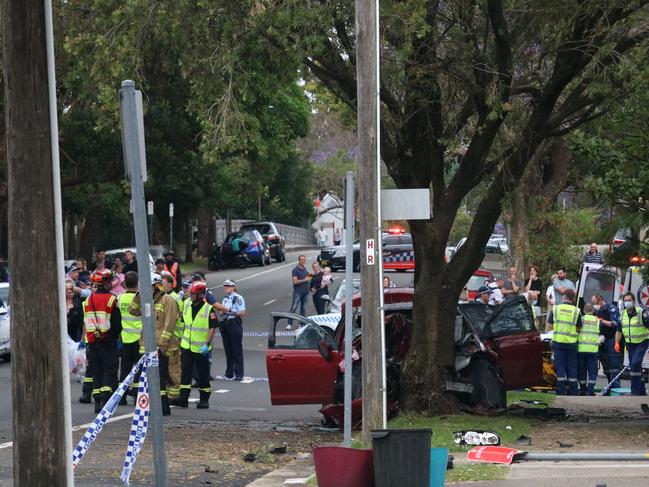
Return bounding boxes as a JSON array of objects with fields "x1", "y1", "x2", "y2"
[
  {"x1": 577, "y1": 352, "x2": 598, "y2": 395},
  {"x1": 87, "y1": 337, "x2": 119, "y2": 402},
  {"x1": 167, "y1": 336, "x2": 181, "y2": 398},
  {"x1": 553, "y1": 341, "x2": 578, "y2": 395},
  {"x1": 627, "y1": 340, "x2": 648, "y2": 396},
  {"x1": 120, "y1": 341, "x2": 141, "y2": 393},
  {"x1": 221, "y1": 318, "x2": 244, "y2": 379},
  {"x1": 288, "y1": 292, "x2": 308, "y2": 323},
  {"x1": 180, "y1": 347, "x2": 211, "y2": 398},
  {"x1": 599, "y1": 337, "x2": 623, "y2": 393}
]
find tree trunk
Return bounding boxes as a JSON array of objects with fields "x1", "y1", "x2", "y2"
[
  {"x1": 79, "y1": 210, "x2": 102, "y2": 262},
  {"x1": 510, "y1": 186, "x2": 529, "y2": 272},
  {"x1": 3, "y1": 1, "x2": 71, "y2": 484},
  {"x1": 184, "y1": 217, "x2": 193, "y2": 263},
  {"x1": 196, "y1": 206, "x2": 212, "y2": 257}
]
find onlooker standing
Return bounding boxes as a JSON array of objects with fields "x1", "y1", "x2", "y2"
[
  {"x1": 615, "y1": 293, "x2": 649, "y2": 396},
  {"x1": 122, "y1": 250, "x2": 138, "y2": 273},
  {"x1": 547, "y1": 289, "x2": 582, "y2": 396},
  {"x1": 309, "y1": 262, "x2": 328, "y2": 314},
  {"x1": 317, "y1": 227, "x2": 327, "y2": 247},
  {"x1": 76, "y1": 258, "x2": 90, "y2": 280},
  {"x1": 502, "y1": 267, "x2": 521, "y2": 300},
  {"x1": 66, "y1": 281, "x2": 84, "y2": 341},
  {"x1": 111, "y1": 257, "x2": 126, "y2": 296},
  {"x1": 583, "y1": 243, "x2": 604, "y2": 264},
  {"x1": 545, "y1": 283, "x2": 556, "y2": 310},
  {"x1": 552, "y1": 267, "x2": 575, "y2": 303},
  {"x1": 488, "y1": 278, "x2": 505, "y2": 304},
  {"x1": 592, "y1": 293, "x2": 621, "y2": 394},
  {"x1": 523, "y1": 265, "x2": 543, "y2": 305},
  {"x1": 577, "y1": 303, "x2": 600, "y2": 396},
  {"x1": 333, "y1": 228, "x2": 342, "y2": 246},
  {"x1": 288, "y1": 255, "x2": 310, "y2": 326},
  {"x1": 89, "y1": 249, "x2": 106, "y2": 272}
]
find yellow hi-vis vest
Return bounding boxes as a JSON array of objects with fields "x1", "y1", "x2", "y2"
[
  {"x1": 622, "y1": 307, "x2": 649, "y2": 344},
  {"x1": 169, "y1": 291, "x2": 185, "y2": 339},
  {"x1": 577, "y1": 314, "x2": 599, "y2": 353},
  {"x1": 553, "y1": 303, "x2": 580, "y2": 344},
  {"x1": 181, "y1": 301, "x2": 212, "y2": 353},
  {"x1": 118, "y1": 292, "x2": 142, "y2": 344}
]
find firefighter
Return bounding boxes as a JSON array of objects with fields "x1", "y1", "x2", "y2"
[
  {"x1": 128, "y1": 273, "x2": 178, "y2": 415},
  {"x1": 172, "y1": 281, "x2": 218, "y2": 409},
  {"x1": 117, "y1": 271, "x2": 142, "y2": 405},
  {"x1": 83, "y1": 269, "x2": 121, "y2": 413},
  {"x1": 161, "y1": 271, "x2": 183, "y2": 401},
  {"x1": 163, "y1": 250, "x2": 182, "y2": 292}
]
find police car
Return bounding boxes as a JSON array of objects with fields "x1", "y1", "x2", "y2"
[{"x1": 0, "y1": 283, "x2": 10, "y2": 362}]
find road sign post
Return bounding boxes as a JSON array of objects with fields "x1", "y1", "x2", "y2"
[
  {"x1": 343, "y1": 171, "x2": 355, "y2": 447},
  {"x1": 169, "y1": 203, "x2": 174, "y2": 252},
  {"x1": 119, "y1": 80, "x2": 168, "y2": 487}
]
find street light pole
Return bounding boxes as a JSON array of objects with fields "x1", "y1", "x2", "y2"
[{"x1": 169, "y1": 203, "x2": 174, "y2": 251}]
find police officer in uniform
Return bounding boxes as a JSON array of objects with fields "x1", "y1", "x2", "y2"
[
  {"x1": 83, "y1": 269, "x2": 122, "y2": 413},
  {"x1": 117, "y1": 271, "x2": 142, "y2": 405},
  {"x1": 173, "y1": 281, "x2": 219, "y2": 409},
  {"x1": 213, "y1": 279, "x2": 246, "y2": 380},
  {"x1": 592, "y1": 293, "x2": 622, "y2": 393},
  {"x1": 615, "y1": 292, "x2": 649, "y2": 396}
]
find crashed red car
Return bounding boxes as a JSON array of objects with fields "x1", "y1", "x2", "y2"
[{"x1": 266, "y1": 289, "x2": 544, "y2": 426}]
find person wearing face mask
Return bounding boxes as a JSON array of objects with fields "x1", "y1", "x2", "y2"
[
  {"x1": 615, "y1": 293, "x2": 649, "y2": 395},
  {"x1": 591, "y1": 293, "x2": 621, "y2": 394}
]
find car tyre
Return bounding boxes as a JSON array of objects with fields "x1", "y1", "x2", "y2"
[
  {"x1": 2, "y1": 354, "x2": 10, "y2": 363},
  {"x1": 258, "y1": 254, "x2": 265, "y2": 267},
  {"x1": 353, "y1": 259, "x2": 360, "y2": 272},
  {"x1": 468, "y1": 358, "x2": 506, "y2": 409},
  {"x1": 265, "y1": 251, "x2": 272, "y2": 266}
]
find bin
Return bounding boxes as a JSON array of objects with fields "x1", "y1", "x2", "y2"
[
  {"x1": 429, "y1": 448, "x2": 448, "y2": 487},
  {"x1": 371, "y1": 429, "x2": 431, "y2": 487},
  {"x1": 313, "y1": 446, "x2": 374, "y2": 487}
]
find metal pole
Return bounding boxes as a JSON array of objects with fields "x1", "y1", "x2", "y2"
[
  {"x1": 519, "y1": 453, "x2": 649, "y2": 462},
  {"x1": 343, "y1": 171, "x2": 355, "y2": 447},
  {"x1": 119, "y1": 80, "x2": 168, "y2": 487},
  {"x1": 169, "y1": 203, "x2": 174, "y2": 252},
  {"x1": 45, "y1": 1, "x2": 74, "y2": 482},
  {"x1": 258, "y1": 195, "x2": 262, "y2": 221},
  {"x1": 374, "y1": 0, "x2": 387, "y2": 429}
]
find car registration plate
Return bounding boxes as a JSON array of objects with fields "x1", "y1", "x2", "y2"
[{"x1": 320, "y1": 259, "x2": 328, "y2": 266}]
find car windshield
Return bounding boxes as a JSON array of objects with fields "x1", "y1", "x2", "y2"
[
  {"x1": 467, "y1": 274, "x2": 490, "y2": 291},
  {"x1": 242, "y1": 224, "x2": 272, "y2": 235},
  {"x1": 335, "y1": 279, "x2": 362, "y2": 304},
  {"x1": 458, "y1": 302, "x2": 494, "y2": 331},
  {"x1": 583, "y1": 271, "x2": 617, "y2": 304}
]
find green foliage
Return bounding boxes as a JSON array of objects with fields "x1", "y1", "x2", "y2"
[
  {"x1": 448, "y1": 212, "x2": 473, "y2": 246},
  {"x1": 525, "y1": 208, "x2": 600, "y2": 280}
]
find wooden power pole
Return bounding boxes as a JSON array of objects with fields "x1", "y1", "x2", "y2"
[
  {"x1": 356, "y1": 0, "x2": 384, "y2": 444},
  {"x1": 3, "y1": 1, "x2": 72, "y2": 485}
]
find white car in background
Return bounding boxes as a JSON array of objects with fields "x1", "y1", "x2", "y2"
[
  {"x1": 0, "y1": 283, "x2": 10, "y2": 362},
  {"x1": 307, "y1": 313, "x2": 342, "y2": 335},
  {"x1": 104, "y1": 248, "x2": 155, "y2": 272}
]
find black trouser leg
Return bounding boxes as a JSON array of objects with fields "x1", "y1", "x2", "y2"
[
  {"x1": 195, "y1": 351, "x2": 211, "y2": 407},
  {"x1": 221, "y1": 323, "x2": 233, "y2": 378},
  {"x1": 224, "y1": 319, "x2": 244, "y2": 379},
  {"x1": 87, "y1": 344, "x2": 101, "y2": 408},
  {"x1": 158, "y1": 353, "x2": 171, "y2": 415},
  {"x1": 120, "y1": 341, "x2": 142, "y2": 397},
  {"x1": 177, "y1": 347, "x2": 194, "y2": 405},
  {"x1": 99, "y1": 339, "x2": 119, "y2": 405}
]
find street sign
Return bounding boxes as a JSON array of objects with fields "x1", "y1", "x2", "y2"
[
  {"x1": 147, "y1": 201, "x2": 154, "y2": 215},
  {"x1": 638, "y1": 283, "x2": 649, "y2": 311},
  {"x1": 366, "y1": 239, "x2": 375, "y2": 265},
  {"x1": 381, "y1": 188, "x2": 431, "y2": 220},
  {"x1": 169, "y1": 203, "x2": 174, "y2": 218}
]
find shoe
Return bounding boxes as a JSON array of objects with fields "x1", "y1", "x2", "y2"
[
  {"x1": 161, "y1": 396, "x2": 171, "y2": 416},
  {"x1": 79, "y1": 393, "x2": 92, "y2": 404},
  {"x1": 223, "y1": 374, "x2": 234, "y2": 381},
  {"x1": 285, "y1": 324, "x2": 292, "y2": 331},
  {"x1": 234, "y1": 377, "x2": 243, "y2": 382},
  {"x1": 169, "y1": 397, "x2": 188, "y2": 408},
  {"x1": 94, "y1": 401, "x2": 101, "y2": 414},
  {"x1": 196, "y1": 401, "x2": 209, "y2": 409},
  {"x1": 119, "y1": 396, "x2": 128, "y2": 406}
]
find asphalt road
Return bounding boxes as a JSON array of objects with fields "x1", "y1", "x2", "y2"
[{"x1": 0, "y1": 249, "x2": 416, "y2": 447}]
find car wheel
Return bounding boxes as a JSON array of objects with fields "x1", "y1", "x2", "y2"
[
  {"x1": 353, "y1": 260, "x2": 360, "y2": 272},
  {"x1": 265, "y1": 252, "x2": 272, "y2": 266},
  {"x1": 281, "y1": 250, "x2": 286, "y2": 262},
  {"x1": 2, "y1": 354, "x2": 10, "y2": 363},
  {"x1": 258, "y1": 253, "x2": 265, "y2": 267},
  {"x1": 468, "y1": 358, "x2": 505, "y2": 409}
]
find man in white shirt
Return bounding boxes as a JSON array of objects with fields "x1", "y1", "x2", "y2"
[{"x1": 316, "y1": 227, "x2": 327, "y2": 247}]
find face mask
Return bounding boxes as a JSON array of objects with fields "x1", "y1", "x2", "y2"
[
  {"x1": 623, "y1": 301, "x2": 634, "y2": 309},
  {"x1": 593, "y1": 304, "x2": 601, "y2": 311}
]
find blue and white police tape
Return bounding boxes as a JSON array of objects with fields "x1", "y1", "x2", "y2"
[
  {"x1": 120, "y1": 353, "x2": 158, "y2": 485},
  {"x1": 213, "y1": 330, "x2": 296, "y2": 338},
  {"x1": 72, "y1": 351, "x2": 156, "y2": 469},
  {"x1": 215, "y1": 375, "x2": 269, "y2": 382}
]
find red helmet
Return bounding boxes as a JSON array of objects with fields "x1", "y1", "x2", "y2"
[
  {"x1": 190, "y1": 281, "x2": 207, "y2": 294},
  {"x1": 91, "y1": 269, "x2": 113, "y2": 284}
]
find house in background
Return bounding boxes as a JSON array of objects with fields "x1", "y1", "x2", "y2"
[{"x1": 312, "y1": 193, "x2": 345, "y2": 246}]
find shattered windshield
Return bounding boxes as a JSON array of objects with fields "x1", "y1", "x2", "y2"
[{"x1": 458, "y1": 303, "x2": 496, "y2": 332}]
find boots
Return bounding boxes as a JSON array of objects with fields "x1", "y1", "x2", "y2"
[
  {"x1": 79, "y1": 381, "x2": 93, "y2": 404},
  {"x1": 169, "y1": 389, "x2": 189, "y2": 408},
  {"x1": 94, "y1": 399, "x2": 101, "y2": 414},
  {"x1": 196, "y1": 390, "x2": 210, "y2": 409},
  {"x1": 119, "y1": 395, "x2": 128, "y2": 406},
  {"x1": 161, "y1": 395, "x2": 171, "y2": 416}
]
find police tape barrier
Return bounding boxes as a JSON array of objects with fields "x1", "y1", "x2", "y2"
[
  {"x1": 214, "y1": 375, "x2": 269, "y2": 383},
  {"x1": 72, "y1": 351, "x2": 158, "y2": 486},
  {"x1": 213, "y1": 330, "x2": 296, "y2": 338}
]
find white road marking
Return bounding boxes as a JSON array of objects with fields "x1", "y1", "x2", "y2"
[
  {"x1": 263, "y1": 299, "x2": 277, "y2": 306},
  {"x1": 0, "y1": 412, "x2": 135, "y2": 450},
  {"x1": 214, "y1": 389, "x2": 229, "y2": 393}
]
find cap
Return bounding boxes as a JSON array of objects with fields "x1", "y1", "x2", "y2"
[
  {"x1": 191, "y1": 271, "x2": 206, "y2": 281},
  {"x1": 223, "y1": 279, "x2": 236, "y2": 287},
  {"x1": 77, "y1": 275, "x2": 91, "y2": 286},
  {"x1": 181, "y1": 280, "x2": 192, "y2": 288},
  {"x1": 477, "y1": 285, "x2": 493, "y2": 295},
  {"x1": 164, "y1": 250, "x2": 175, "y2": 256}
]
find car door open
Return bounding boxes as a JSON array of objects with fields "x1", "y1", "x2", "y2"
[{"x1": 266, "y1": 312, "x2": 339, "y2": 405}]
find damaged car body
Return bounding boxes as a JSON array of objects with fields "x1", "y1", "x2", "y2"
[{"x1": 266, "y1": 289, "x2": 544, "y2": 427}]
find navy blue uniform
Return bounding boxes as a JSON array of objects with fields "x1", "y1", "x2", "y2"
[
  {"x1": 595, "y1": 302, "x2": 621, "y2": 392},
  {"x1": 221, "y1": 292, "x2": 246, "y2": 380}
]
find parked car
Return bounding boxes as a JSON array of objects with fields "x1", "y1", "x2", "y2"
[
  {"x1": 0, "y1": 283, "x2": 11, "y2": 362},
  {"x1": 265, "y1": 289, "x2": 544, "y2": 426},
  {"x1": 216, "y1": 229, "x2": 272, "y2": 268},
  {"x1": 239, "y1": 221, "x2": 286, "y2": 262},
  {"x1": 465, "y1": 268, "x2": 495, "y2": 301},
  {"x1": 321, "y1": 278, "x2": 361, "y2": 314},
  {"x1": 318, "y1": 241, "x2": 361, "y2": 272},
  {"x1": 451, "y1": 235, "x2": 509, "y2": 259}
]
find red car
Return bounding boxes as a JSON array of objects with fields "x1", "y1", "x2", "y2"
[
  {"x1": 266, "y1": 289, "x2": 544, "y2": 426},
  {"x1": 466, "y1": 268, "x2": 494, "y2": 301}
]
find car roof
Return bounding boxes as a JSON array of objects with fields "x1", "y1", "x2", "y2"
[{"x1": 473, "y1": 268, "x2": 493, "y2": 277}]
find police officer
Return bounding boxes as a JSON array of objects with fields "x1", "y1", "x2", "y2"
[
  {"x1": 173, "y1": 281, "x2": 219, "y2": 409},
  {"x1": 213, "y1": 279, "x2": 246, "y2": 380},
  {"x1": 128, "y1": 273, "x2": 178, "y2": 415},
  {"x1": 161, "y1": 271, "x2": 184, "y2": 401},
  {"x1": 615, "y1": 293, "x2": 649, "y2": 396},
  {"x1": 117, "y1": 271, "x2": 142, "y2": 405},
  {"x1": 83, "y1": 269, "x2": 122, "y2": 413},
  {"x1": 548, "y1": 289, "x2": 582, "y2": 395},
  {"x1": 591, "y1": 293, "x2": 621, "y2": 393}
]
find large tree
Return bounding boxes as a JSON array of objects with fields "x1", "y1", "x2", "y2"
[{"x1": 190, "y1": 0, "x2": 649, "y2": 411}]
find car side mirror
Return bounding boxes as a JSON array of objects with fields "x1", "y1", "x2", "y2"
[{"x1": 318, "y1": 339, "x2": 333, "y2": 361}]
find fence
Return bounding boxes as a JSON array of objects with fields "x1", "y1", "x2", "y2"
[{"x1": 214, "y1": 220, "x2": 314, "y2": 246}]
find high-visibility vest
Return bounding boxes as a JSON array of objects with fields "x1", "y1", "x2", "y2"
[
  {"x1": 83, "y1": 293, "x2": 116, "y2": 333},
  {"x1": 181, "y1": 301, "x2": 212, "y2": 353},
  {"x1": 169, "y1": 291, "x2": 185, "y2": 339},
  {"x1": 578, "y1": 314, "x2": 599, "y2": 353},
  {"x1": 553, "y1": 303, "x2": 580, "y2": 344},
  {"x1": 622, "y1": 307, "x2": 649, "y2": 344},
  {"x1": 118, "y1": 291, "x2": 142, "y2": 344},
  {"x1": 164, "y1": 261, "x2": 179, "y2": 288}
]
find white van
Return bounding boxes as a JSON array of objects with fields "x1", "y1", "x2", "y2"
[
  {"x1": 624, "y1": 265, "x2": 648, "y2": 311},
  {"x1": 576, "y1": 263, "x2": 622, "y2": 310}
]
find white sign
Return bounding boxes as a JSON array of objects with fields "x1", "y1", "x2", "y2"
[
  {"x1": 169, "y1": 203, "x2": 174, "y2": 218},
  {"x1": 381, "y1": 188, "x2": 431, "y2": 220},
  {"x1": 147, "y1": 201, "x2": 154, "y2": 215},
  {"x1": 366, "y1": 239, "x2": 375, "y2": 265}
]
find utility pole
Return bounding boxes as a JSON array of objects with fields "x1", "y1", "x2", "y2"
[
  {"x1": 356, "y1": 0, "x2": 385, "y2": 444},
  {"x1": 169, "y1": 203, "x2": 174, "y2": 252},
  {"x1": 4, "y1": 1, "x2": 73, "y2": 485}
]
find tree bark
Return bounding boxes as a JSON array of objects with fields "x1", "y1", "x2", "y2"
[
  {"x1": 3, "y1": 1, "x2": 71, "y2": 484},
  {"x1": 510, "y1": 186, "x2": 529, "y2": 272},
  {"x1": 184, "y1": 217, "x2": 193, "y2": 263},
  {"x1": 196, "y1": 206, "x2": 212, "y2": 258}
]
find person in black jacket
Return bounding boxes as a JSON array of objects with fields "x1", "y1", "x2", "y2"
[{"x1": 66, "y1": 281, "x2": 84, "y2": 341}]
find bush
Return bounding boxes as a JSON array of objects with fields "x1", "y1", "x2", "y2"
[{"x1": 449, "y1": 211, "x2": 473, "y2": 245}]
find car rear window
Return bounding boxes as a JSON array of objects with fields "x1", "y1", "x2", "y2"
[
  {"x1": 242, "y1": 224, "x2": 272, "y2": 235},
  {"x1": 400, "y1": 235, "x2": 412, "y2": 245},
  {"x1": 583, "y1": 271, "x2": 616, "y2": 304}
]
